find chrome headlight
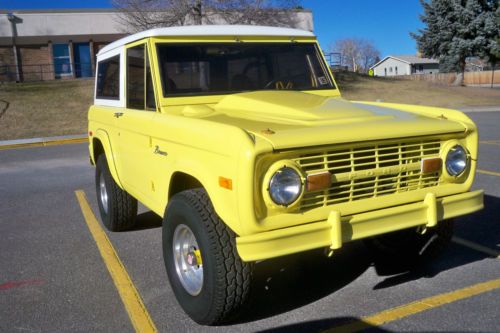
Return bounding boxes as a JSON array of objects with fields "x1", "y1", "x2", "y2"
[
  {"x1": 268, "y1": 167, "x2": 302, "y2": 206},
  {"x1": 445, "y1": 145, "x2": 468, "y2": 176}
]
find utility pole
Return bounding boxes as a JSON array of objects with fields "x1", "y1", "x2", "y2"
[{"x1": 7, "y1": 13, "x2": 21, "y2": 82}]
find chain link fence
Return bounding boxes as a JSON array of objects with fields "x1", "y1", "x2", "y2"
[{"x1": 0, "y1": 63, "x2": 94, "y2": 82}]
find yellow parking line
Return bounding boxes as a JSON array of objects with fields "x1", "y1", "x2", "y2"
[
  {"x1": 477, "y1": 169, "x2": 500, "y2": 177},
  {"x1": 323, "y1": 278, "x2": 500, "y2": 333},
  {"x1": 452, "y1": 236, "x2": 500, "y2": 258},
  {"x1": 75, "y1": 190, "x2": 157, "y2": 333}
]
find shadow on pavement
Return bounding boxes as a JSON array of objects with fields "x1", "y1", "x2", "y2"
[
  {"x1": 255, "y1": 317, "x2": 393, "y2": 333},
  {"x1": 128, "y1": 211, "x2": 162, "y2": 231},
  {"x1": 231, "y1": 242, "x2": 372, "y2": 324},
  {"x1": 231, "y1": 194, "x2": 498, "y2": 324},
  {"x1": 371, "y1": 194, "x2": 499, "y2": 290},
  {"x1": 125, "y1": 194, "x2": 498, "y2": 326}
]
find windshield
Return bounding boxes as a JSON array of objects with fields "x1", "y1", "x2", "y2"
[{"x1": 157, "y1": 43, "x2": 335, "y2": 97}]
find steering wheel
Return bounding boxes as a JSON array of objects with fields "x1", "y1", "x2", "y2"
[{"x1": 263, "y1": 73, "x2": 305, "y2": 90}]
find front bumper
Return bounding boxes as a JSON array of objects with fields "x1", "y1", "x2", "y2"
[{"x1": 236, "y1": 190, "x2": 484, "y2": 261}]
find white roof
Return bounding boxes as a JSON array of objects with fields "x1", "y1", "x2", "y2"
[
  {"x1": 98, "y1": 25, "x2": 315, "y2": 55},
  {"x1": 370, "y1": 55, "x2": 439, "y2": 69}
]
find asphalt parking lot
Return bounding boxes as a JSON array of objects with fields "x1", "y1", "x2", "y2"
[{"x1": 1, "y1": 111, "x2": 499, "y2": 333}]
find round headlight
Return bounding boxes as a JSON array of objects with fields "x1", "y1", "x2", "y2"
[
  {"x1": 445, "y1": 145, "x2": 468, "y2": 176},
  {"x1": 268, "y1": 167, "x2": 302, "y2": 206}
]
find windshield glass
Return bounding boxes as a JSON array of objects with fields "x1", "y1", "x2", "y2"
[{"x1": 157, "y1": 43, "x2": 335, "y2": 97}]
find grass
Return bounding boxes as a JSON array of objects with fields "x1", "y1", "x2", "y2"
[
  {"x1": 1, "y1": 74, "x2": 499, "y2": 140},
  {"x1": 0, "y1": 79, "x2": 94, "y2": 140},
  {"x1": 334, "y1": 71, "x2": 500, "y2": 108}
]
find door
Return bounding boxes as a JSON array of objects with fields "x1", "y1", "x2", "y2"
[
  {"x1": 114, "y1": 42, "x2": 157, "y2": 204},
  {"x1": 74, "y1": 43, "x2": 93, "y2": 78}
]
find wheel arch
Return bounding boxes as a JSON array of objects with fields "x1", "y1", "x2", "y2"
[
  {"x1": 166, "y1": 170, "x2": 241, "y2": 236},
  {"x1": 91, "y1": 130, "x2": 124, "y2": 189}
]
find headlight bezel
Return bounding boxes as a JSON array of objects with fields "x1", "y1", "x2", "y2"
[{"x1": 263, "y1": 160, "x2": 305, "y2": 209}]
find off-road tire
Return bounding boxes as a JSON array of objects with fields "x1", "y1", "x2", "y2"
[
  {"x1": 162, "y1": 188, "x2": 252, "y2": 325},
  {"x1": 364, "y1": 219, "x2": 454, "y2": 264},
  {"x1": 95, "y1": 154, "x2": 137, "y2": 231}
]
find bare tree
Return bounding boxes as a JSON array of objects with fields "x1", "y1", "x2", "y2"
[
  {"x1": 332, "y1": 38, "x2": 380, "y2": 73},
  {"x1": 113, "y1": 0, "x2": 303, "y2": 32}
]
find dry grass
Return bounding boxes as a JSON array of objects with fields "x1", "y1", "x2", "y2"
[
  {"x1": 334, "y1": 71, "x2": 500, "y2": 108},
  {"x1": 0, "y1": 74, "x2": 499, "y2": 140},
  {"x1": 0, "y1": 79, "x2": 93, "y2": 140}
]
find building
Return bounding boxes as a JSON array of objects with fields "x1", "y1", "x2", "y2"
[
  {"x1": 0, "y1": 9, "x2": 313, "y2": 82},
  {"x1": 370, "y1": 55, "x2": 439, "y2": 77}
]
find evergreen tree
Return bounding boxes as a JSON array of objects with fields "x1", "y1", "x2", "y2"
[{"x1": 411, "y1": 0, "x2": 499, "y2": 85}]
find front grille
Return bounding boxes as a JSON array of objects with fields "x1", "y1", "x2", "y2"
[{"x1": 294, "y1": 139, "x2": 442, "y2": 210}]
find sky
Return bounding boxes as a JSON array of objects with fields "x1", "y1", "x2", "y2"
[{"x1": 3, "y1": 0, "x2": 425, "y2": 57}]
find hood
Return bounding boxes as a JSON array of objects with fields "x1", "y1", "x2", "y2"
[{"x1": 183, "y1": 91, "x2": 466, "y2": 149}]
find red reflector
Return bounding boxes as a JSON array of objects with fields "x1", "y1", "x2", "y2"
[
  {"x1": 88, "y1": 131, "x2": 93, "y2": 136},
  {"x1": 421, "y1": 158, "x2": 442, "y2": 173}
]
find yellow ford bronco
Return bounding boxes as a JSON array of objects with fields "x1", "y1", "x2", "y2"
[{"x1": 88, "y1": 25, "x2": 483, "y2": 325}]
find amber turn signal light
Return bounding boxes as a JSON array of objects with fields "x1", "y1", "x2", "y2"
[
  {"x1": 306, "y1": 171, "x2": 332, "y2": 192},
  {"x1": 421, "y1": 157, "x2": 442, "y2": 173},
  {"x1": 219, "y1": 176, "x2": 233, "y2": 190}
]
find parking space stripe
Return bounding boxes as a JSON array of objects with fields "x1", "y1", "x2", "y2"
[
  {"x1": 75, "y1": 190, "x2": 157, "y2": 333},
  {"x1": 477, "y1": 169, "x2": 500, "y2": 177},
  {"x1": 324, "y1": 278, "x2": 500, "y2": 333},
  {"x1": 452, "y1": 236, "x2": 500, "y2": 258}
]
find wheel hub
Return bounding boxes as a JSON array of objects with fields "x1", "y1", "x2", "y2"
[
  {"x1": 99, "y1": 172, "x2": 108, "y2": 214},
  {"x1": 173, "y1": 224, "x2": 203, "y2": 296}
]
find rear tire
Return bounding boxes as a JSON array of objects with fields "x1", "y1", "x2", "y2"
[
  {"x1": 162, "y1": 189, "x2": 252, "y2": 325},
  {"x1": 364, "y1": 219, "x2": 454, "y2": 265},
  {"x1": 95, "y1": 155, "x2": 137, "y2": 231}
]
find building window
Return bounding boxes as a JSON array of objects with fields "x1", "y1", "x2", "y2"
[
  {"x1": 384, "y1": 68, "x2": 387, "y2": 76},
  {"x1": 419, "y1": 65, "x2": 423, "y2": 71},
  {"x1": 53, "y1": 44, "x2": 72, "y2": 77},
  {"x1": 389, "y1": 67, "x2": 393, "y2": 73},
  {"x1": 96, "y1": 55, "x2": 120, "y2": 99},
  {"x1": 395, "y1": 66, "x2": 398, "y2": 75}
]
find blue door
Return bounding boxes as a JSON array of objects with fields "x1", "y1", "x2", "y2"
[{"x1": 74, "y1": 43, "x2": 92, "y2": 78}]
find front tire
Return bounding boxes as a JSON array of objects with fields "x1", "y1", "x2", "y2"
[
  {"x1": 95, "y1": 155, "x2": 137, "y2": 231},
  {"x1": 162, "y1": 189, "x2": 252, "y2": 325}
]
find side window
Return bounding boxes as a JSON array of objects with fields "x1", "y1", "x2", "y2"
[
  {"x1": 96, "y1": 55, "x2": 120, "y2": 99},
  {"x1": 127, "y1": 44, "x2": 156, "y2": 110}
]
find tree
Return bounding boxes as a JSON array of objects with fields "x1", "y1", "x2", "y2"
[
  {"x1": 332, "y1": 38, "x2": 380, "y2": 73},
  {"x1": 113, "y1": 0, "x2": 303, "y2": 32},
  {"x1": 481, "y1": 7, "x2": 500, "y2": 87},
  {"x1": 412, "y1": 0, "x2": 499, "y2": 86}
]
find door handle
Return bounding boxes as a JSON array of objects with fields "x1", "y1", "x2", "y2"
[
  {"x1": 114, "y1": 112, "x2": 124, "y2": 118},
  {"x1": 154, "y1": 145, "x2": 168, "y2": 156}
]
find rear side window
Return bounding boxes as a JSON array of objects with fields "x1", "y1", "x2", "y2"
[
  {"x1": 96, "y1": 55, "x2": 120, "y2": 100},
  {"x1": 127, "y1": 44, "x2": 156, "y2": 110}
]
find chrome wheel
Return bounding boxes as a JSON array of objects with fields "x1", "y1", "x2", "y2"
[
  {"x1": 173, "y1": 224, "x2": 203, "y2": 296},
  {"x1": 99, "y1": 172, "x2": 109, "y2": 214}
]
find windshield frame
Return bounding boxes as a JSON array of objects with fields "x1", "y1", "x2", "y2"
[{"x1": 155, "y1": 40, "x2": 337, "y2": 99}]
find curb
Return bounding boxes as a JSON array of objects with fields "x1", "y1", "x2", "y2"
[
  {"x1": 0, "y1": 134, "x2": 87, "y2": 150},
  {"x1": 460, "y1": 106, "x2": 500, "y2": 113}
]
